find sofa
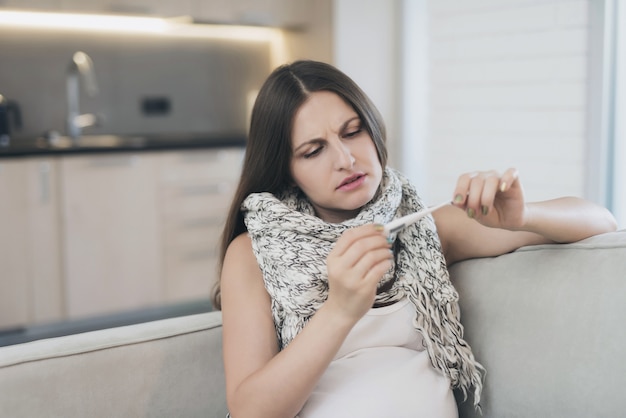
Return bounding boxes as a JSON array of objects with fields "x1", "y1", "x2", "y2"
[{"x1": 1, "y1": 230, "x2": 625, "y2": 418}]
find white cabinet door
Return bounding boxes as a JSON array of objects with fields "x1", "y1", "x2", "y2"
[
  {"x1": 0, "y1": 161, "x2": 31, "y2": 329},
  {"x1": 0, "y1": 158, "x2": 63, "y2": 330},
  {"x1": 59, "y1": 0, "x2": 192, "y2": 16},
  {"x1": 147, "y1": 0, "x2": 194, "y2": 18},
  {"x1": 25, "y1": 158, "x2": 64, "y2": 324},
  {"x1": 0, "y1": 0, "x2": 62, "y2": 10},
  {"x1": 60, "y1": 0, "x2": 152, "y2": 14},
  {"x1": 1, "y1": 0, "x2": 310, "y2": 26},
  {"x1": 158, "y1": 148, "x2": 242, "y2": 303},
  {"x1": 192, "y1": 0, "x2": 310, "y2": 27},
  {"x1": 60, "y1": 153, "x2": 163, "y2": 319}
]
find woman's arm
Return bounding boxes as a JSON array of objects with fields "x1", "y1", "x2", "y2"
[
  {"x1": 434, "y1": 168, "x2": 618, "y2": 265},
  {"x1": 221, "y1": 226, "x2": 392, "y2": 418}
]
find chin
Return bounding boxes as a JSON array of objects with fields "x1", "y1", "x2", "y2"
[{"x1": 353, "y1": 189, "x2": 379, "y2": 210}]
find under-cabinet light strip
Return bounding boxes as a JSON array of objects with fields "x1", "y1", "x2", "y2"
[
  {"x1": 0, "y1": 9, "x2": 283, "y2": 43},
  {"x1": 0, "y1": 10, "x2": 172, "y2": 33}
]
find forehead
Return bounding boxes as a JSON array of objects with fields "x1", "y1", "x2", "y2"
[{"x1": 292, "y1": 91, "x2": 358, "y2": 137}]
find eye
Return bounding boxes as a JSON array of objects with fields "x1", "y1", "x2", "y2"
[
  {"x1": 343, "y1": 126, "x2": 362, "y2": 139},
  {"x1": 304, "y1": 146, "x2": 323, "y2": 159}
]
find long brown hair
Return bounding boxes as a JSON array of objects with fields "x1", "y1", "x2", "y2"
[{"x1": 211, "y1": 60, "x2": 388, "y2": 309}]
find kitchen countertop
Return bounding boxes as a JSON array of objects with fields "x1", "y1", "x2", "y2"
[{"x1": 0, "y1": 133, "x2": 246, "y2": 158}]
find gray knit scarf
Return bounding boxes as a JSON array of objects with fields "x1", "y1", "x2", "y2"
[{"x1": 242, "y1": 167, "x2": 484, "y2": 407}]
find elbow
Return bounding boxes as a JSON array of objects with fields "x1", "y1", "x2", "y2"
[
  {"x1": 227, "y1": 390, "x2": 301, "y2": 418},
  {"x1": 577, "y1": 209, "x2": 619, "y2": 242},
  {"x1": 226, "y1": 396, "x2": 255, "y2": 418},
  {"x1": 599, "y1": 208, "x2": 619, "y2": 234},
  {"x1": 226, "y1": 388, "x2": 258, "y2": 418},
  {"x1": 227, "y1": 406, "x2": 297, "y2": 418}
]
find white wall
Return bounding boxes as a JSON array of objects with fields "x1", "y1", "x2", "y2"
[
  {"x1": 332, "y1": 0, "x2": 401, "y2": 168},
  {"x1": 332, "y1": 0, "x2": 593, "y2": 206},
  {"x1": 423, "y1": 0, "x2": 591, "y2": 203},
  {"x1": 612, "y1": 0, "x2": 625, "y2": 227}
]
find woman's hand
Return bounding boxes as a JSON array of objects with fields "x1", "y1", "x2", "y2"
[
  {"x1": 325, "y1": 224, "x2": 393, "y2": 323},
  {"x1": 451, "y1": 167, "x2": 528, "y2": 231},
  {"x1": 437, "y1": 167, "x2": 617, "y2": 264}
]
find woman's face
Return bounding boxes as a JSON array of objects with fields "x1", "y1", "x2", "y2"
[{"x1": 290, "y1": 91, "x2": 383, "y2": 223}]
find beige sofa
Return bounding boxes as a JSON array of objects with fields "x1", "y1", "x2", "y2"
[{"x1": 1, "y1": 230, "x2": 625, "y2": 418}]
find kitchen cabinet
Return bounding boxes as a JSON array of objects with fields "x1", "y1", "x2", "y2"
[
  {"x1": 0, "y1": 0, "x2": 310, "y2": 28},
  {"x1": 192, "y1": 0, "x2": 310, "y2": 27},
  {"x1": 0, "y1": 0, "x2": 61, "y2": 9},
  {"x1": 0, "y1": 158, "x2": 63, "y2": 330},
  {"x1": 158, "y1": 148, "x2": 242, "y2": 303},
  {"x1": 58, "y1": 147, "x2": 242, "y2": 319},
  {"x1": 0, "y1": 161, "x2": 31, "y2": 330},
  {"x1": 0, "y1": 147, "x2": 242, "y2": 330},
  {"x1": 59, "y1": 0, "x2": 193, "y2": 17},
  {"x1": 60, "y1": 153, "x2": 163, "y2": 319}
]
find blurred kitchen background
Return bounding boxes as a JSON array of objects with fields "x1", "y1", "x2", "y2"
[{"x1": 1, "y1": 0, "x2": 624, "y2": 345}]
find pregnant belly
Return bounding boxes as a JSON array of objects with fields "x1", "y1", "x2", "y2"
[{"x1": 299, "y1": 346, "x2": 458, "y2": 418}]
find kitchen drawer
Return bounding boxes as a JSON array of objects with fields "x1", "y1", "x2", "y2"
[
  {"x1": 160, "y1": 180, "x2": 236, "y2": 217},
  {"x1": 162, "y1": 216, "x2": 224, "y2": 249},
  {"x1": 159, "y1": 148, "x2": 244, "y2": 184}
]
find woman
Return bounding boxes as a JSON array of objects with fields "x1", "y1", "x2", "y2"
[{"x1": 213, "y1": 60, "x2": 617, "y2": 418}]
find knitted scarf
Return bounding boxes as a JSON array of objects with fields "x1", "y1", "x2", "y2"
[{"x1": 242, "y1": 167, "x2": 484, "y2": 407}]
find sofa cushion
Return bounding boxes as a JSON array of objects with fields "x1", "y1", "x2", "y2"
[
  {"x1": 451, "y1": 231, "x2": 626, "y2": 418},
  {"x1": 0, "y1": 311, "x2": 227, "y2": 418}
]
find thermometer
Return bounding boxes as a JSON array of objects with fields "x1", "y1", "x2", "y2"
[{"x1": 383, "y1": 201, "x2": 451, "y2": 236}]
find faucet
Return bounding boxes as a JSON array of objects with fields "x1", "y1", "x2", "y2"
[{"x1": 66, "y1": 51, "x2": 100, "y2": 140}]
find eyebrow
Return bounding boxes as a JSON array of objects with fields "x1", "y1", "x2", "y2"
[{"x1": 293, "y1": 116, "x2": 361, "y2": 153}]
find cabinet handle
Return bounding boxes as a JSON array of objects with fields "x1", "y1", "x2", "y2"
[
  {"x1": 87, "y1": 155, "x2": 138, "y2": 168},
  {"x1": 179, "y1": 182, "x2": 231, "y2": 196},
  {"x1": 38, "y1": 161, "x2": 51, "y2": 204}
]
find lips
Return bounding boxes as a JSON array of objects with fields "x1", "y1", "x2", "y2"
[{"x1": 337, "y1": 173, "x2": 365, "y2": 190}]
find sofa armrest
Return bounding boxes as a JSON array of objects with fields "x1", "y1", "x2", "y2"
[
  {"x1": 450, "y1": 230, "x2": 626, "y2": 418},
  {"x1": 0, "y1": 311, "x2": 227, "y2": 418}
]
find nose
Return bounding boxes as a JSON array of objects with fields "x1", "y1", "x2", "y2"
[{"x1": 332, "y1": 139, "x2": 355, "y2": 170}]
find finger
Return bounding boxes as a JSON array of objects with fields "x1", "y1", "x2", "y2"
[
  {"x1": 452, "y1": 171, "x2": 476, "y2": 206},
  {"x1": 363, "y1": 256, "x2": 394, "y2": 287},
  {"x1": 466, "y1": 174, "x2": 487, "y2": 218},
  {"x1": 332, "y1": 224, "x2": 387, "y2": 257},
  {"x1": 479, "y1": 173, "x2": 500, "y2": 216},
  {"x1": 340, "y1": 234, "x2": 391, "y2": 269},
  {"x1": 499, "y1": 167, "x2": 519, "y2": 193},
  {"x1": 351, "y1": 246, "x2": 394, "y2": 279}
]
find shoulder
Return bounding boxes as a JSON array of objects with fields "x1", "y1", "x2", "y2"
[
  {"x1": 223, "y1": 233, "x2": 260, "y2": 278},
  {"x1": 225, "y1": 232, "x2": 254, "y2": 257},
  {"x1": 221, "y1": 232, "x2": 271, "y2": 316}
]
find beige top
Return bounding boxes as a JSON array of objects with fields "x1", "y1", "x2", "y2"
[{"x1": 299, "y1": 298, "x2": 458, "y2": 418}]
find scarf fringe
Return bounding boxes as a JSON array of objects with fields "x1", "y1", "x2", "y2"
[{"x1": 407, "y1": 287, "x2": 485, "y2": 408}]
